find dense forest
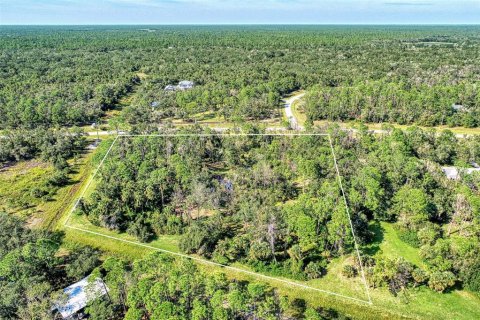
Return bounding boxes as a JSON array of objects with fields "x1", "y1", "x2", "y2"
[
  {"x1": 304, "y1": 81, "x2": 479, "y2": 127},
  {"x1": 80, "y1": 132, "x2": 345, "y2": 280},
  {"x1": 79, "y1": 128, "x2": 480, "y2": 298},
  {"x1": 0, "y1": 213, "x2": 100, "y2": 319},
  {"x1": 1, "y1": 26, "x2": 479, "y2": 133}
]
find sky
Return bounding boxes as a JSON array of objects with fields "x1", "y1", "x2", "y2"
[{"x1": 0, "y1": 0, "x2": 479, "y2": 25}]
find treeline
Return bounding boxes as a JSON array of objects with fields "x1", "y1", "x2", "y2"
[
  {"x1": 87, "y1": 253, "x2": 348, "y2": 320},
  {"x1": 0, "y1": 127, "x2": 85, "y2": 168},
  {"x1": 305, "y1": 81, "x2": 479, "y2": 127},
  {"x1": 80, "y1": 127, "x2": 480, "y2": 297}
]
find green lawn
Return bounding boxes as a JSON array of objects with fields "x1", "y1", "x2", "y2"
[{"x1": 365, "y1": 221, "x2": 425, "y2": 267}]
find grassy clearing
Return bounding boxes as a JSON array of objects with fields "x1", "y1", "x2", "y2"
[
  {"x1": 361, "y1": 122, "x2": 480, "y2": 136},
  {"x1": 168, "y1": 114, "x2": 283, "y2": 129},
  {"x1": 365, "y1": 222, "x2": 425, "y2": 268},
  {"x1": 312, "y1": 119, "x2": 480, "y2": 136},
  {"x1": 0, "y1": 160, "x2": 53, "y2": 218},
  {"x1": 67, "y1": 213, "x2": 181, "y2": 254},
  {"x1": 0, "y1": 155, "x2": 96, "y2": 229}
]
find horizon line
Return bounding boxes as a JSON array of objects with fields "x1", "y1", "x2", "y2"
[{"x1": 2, "y1": 23, "x2": 480, "y2": 26}]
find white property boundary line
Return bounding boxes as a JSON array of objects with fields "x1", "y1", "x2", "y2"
[{"x1": 64, "y1": 133, "x2": 373, "y2": 305}]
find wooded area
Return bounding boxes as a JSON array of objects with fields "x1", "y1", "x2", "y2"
[
  {"x1": 79, "y1": 129, "x2": 480, "y2": 299},
  {"x1": 1, "y1": 26, "x2": 478, "y2": 134},
  {"x1": 1, "y1": 25, "x2": 480, "y2": 319}
]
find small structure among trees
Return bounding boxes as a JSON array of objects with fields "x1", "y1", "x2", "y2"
[
  {"x1": 53, "y1": 277, "x2": 109, "y2": 319},
  {"x1": 442, "y1": 166, "x2": 480, "y2": 180},
  {"x1": 178, "y1": 80, "x2": 194, "y2": 90},
  {"x1": 164, "y1": 80, "x2": 195, "y2": 92},
  {"x1": 164, "y1": 85, "x2": 176, "y2": 92}
]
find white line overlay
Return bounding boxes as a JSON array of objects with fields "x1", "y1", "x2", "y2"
[{"x1": 64, "y1": 133, "x2": 373, "y2": 305}]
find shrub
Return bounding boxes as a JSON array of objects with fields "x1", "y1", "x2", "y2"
[
  {"x1": 166, "y1": 215, "x2": 184, "y2": 235},
  {"x1": 342, "y1": 264, "x2": 358, "y2": 278},
  {"x1": 372, "y1": 257, "x2": 414, "y2": 296},
  {"x1": 248, "y1": 241, "x2": 274, "y2": 262},
  {"x1": 179, "y1": 222, "x2": 210, "y2": 254},
  {"x1": 126, "y1": 217, "x2": 154, "y2": 243},
  {"x1": 30, "y1": 187, "x2": 48, "y2": 199},
  {"x1": 428, "y1": 271, "x2": 456, "y2": 292},
  {"x1": 412, "y1": 268, "x2": 428, "y2": 286},
  {"x1": 397, "y1": 228, "x2": 420, "y2": 248},
  {"x1": 460, "y1": 260, "x2": 480, "y2": 292},
  {"x1": 417, "y1": 224, "x2": 441, "y2": 246},
  {"x1": 47, "y1": 169, "x2": 70, "y2": 187},
  {"x1": 305, "y1": 260, "x2": 327, "y2": 280}
]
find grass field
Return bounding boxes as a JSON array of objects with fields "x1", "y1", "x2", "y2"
[
  {"x1": 311, "y1": 119, "x2": 480, "y2": 137},
  {"x1": 0, "y1": 155, "x2": 97, "y2": 229}
]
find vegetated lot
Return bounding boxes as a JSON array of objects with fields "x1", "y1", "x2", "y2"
[
  {"x1": 66, "y1": 129, "x2": 480, "y2": 319},
  {"x1": 75, "y1": 134, "x2": 353, "y2": 280}
]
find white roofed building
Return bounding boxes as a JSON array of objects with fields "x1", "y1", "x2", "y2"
[
  {"x1": 178, "y1": 80, "x2": 194, "y2": 90},
  {"x1": 53, "y1": 277, "x2": 109, "y2": 319},
  {"x1": 164, "y1": 85, "x2": 176, "y2": 92},
  {"x1": 442, "y1": 166, "x2": 480, "y2": 180}
]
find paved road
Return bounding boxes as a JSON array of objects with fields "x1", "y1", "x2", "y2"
[{"x1": 283, "y1": 92, "x2": 305, "y2": 130}]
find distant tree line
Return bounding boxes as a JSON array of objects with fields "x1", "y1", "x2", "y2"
[
  {"x1": 2, "y1": 25, "x2": 479, "y2": 137},
  {"x1": 305, "y1": 81, "x2": 479, "y2": 127}
]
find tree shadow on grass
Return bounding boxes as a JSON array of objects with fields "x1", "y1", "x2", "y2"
[{"x1": 363, "y1": 221, "x2": 384, "y2": 256}]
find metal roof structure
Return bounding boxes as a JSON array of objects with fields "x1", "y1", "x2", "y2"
[{"x1": 54, "y1": 277, "x2": 108, "y2": 319}]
